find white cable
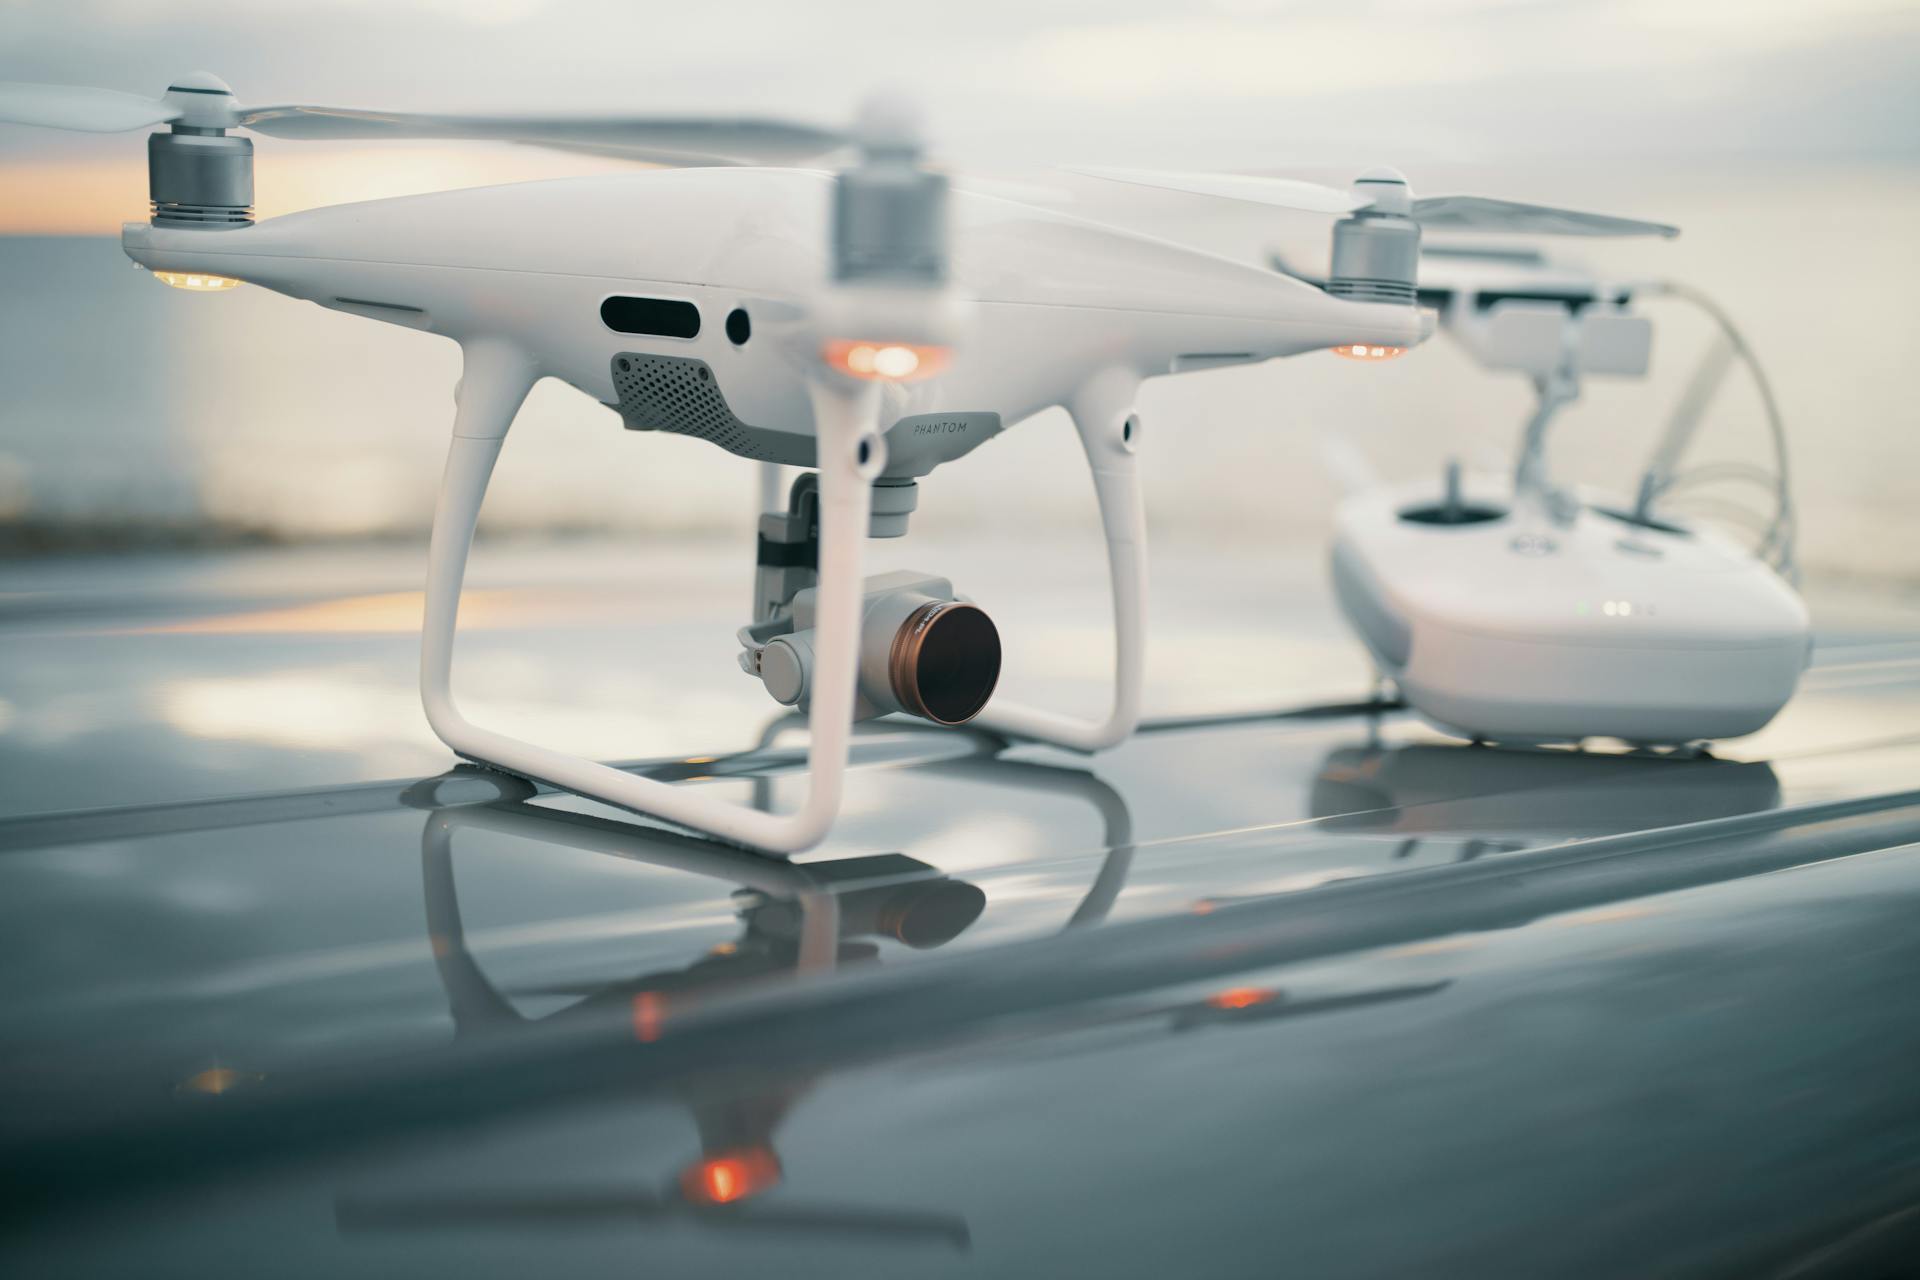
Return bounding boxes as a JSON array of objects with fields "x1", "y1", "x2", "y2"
[{"x1": 1638, "y1": 281, "x2": 1796, "y2": 580}]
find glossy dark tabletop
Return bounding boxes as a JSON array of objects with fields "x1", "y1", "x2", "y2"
[{"x1": 3, "y1": 538, "x2": 1919, "y2": 1278}]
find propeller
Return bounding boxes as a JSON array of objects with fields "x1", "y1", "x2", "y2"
[
  {"x1": 1410, "y1": 195, "x2": 1678, "y2": 238},
  {"x1": 1079, "y1": 165, "x2": 1675, "y2": 309},
  {"x1": 1074, "y1": 165, "x2": 1679, "y2": 239},
  {"x1": 237, "y1": 108, "x2": 844, "y2": 168},
  {"x1": 0, "y1": 71, "x2": 859, "y2": 230},
  {"x1": 1072, "y1": 166, "x2": 1367, "y2": 215},
  {"x1": 0, "y1": 81, "x2": 184, "y2": 132},
  {"x1": 811, "y1": 92, "x2": 967, "y2": 383},
  {"x1": 0, "y1": 72, "x2": 849, "y2": 166}
]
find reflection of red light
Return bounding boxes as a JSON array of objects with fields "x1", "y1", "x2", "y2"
[
  {"x1": 681, "y1": 1146, "x2": 783, "y2": 1205},
  {"x1": 631, "y1": 990, "x2": 665, "y2": 1043},
  {"x1": 1207, "y1": 987, "x2": 1276, "y2": 1011}
]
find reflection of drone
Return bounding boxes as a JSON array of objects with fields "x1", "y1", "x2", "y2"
[
  {"x1": 346, "y1": 801, "x2": 978, "y2": 1246},
  {"x1": 0, "y1": 75, "x2": 1675, "y2": 849},
  {"x1": 744, "y1": 712, "x2": 1136, "y2": 928},
  {"x1": 341, "y1": 739, "x2": 1138, "y2": 1244}
]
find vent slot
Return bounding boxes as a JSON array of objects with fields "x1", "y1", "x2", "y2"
[
  {"x1": 601, "y1": 296, "x2": 700, "y2": 339},
  {"x1": 334, "y1": 296, "x2": 423, "y2": 314}
]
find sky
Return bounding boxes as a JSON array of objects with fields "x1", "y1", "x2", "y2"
[{"x1": 1, "y1": 0, "x2": 1917, "y2": 231}]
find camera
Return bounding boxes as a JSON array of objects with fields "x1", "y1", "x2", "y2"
[{"x1": 748, "y1": 571, "x2": 1001, "y2": 726}]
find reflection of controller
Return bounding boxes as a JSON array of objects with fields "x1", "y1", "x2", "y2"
[
  {"x1": 1331, "y1": 467, "x2": 1810, "y2": 746},
  {"x1": 1309, "y1": 739, "x2": 1781, "y2": 853}
]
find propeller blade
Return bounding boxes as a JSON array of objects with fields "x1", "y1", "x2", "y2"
[
  {"x1": 1072, "y1": 167, "x2": 1677, "y2": 238},
  {"x1": 0, "y1": 82, "x2": 180, "y2": 132},
  {"x1": 1412, "y1": 196, "x2": 1678, "y2": 238},
  {"x1": 1069, "y1": 167, "x2": 1365, "y2": 215},
  {"x1": 237, "y1": 105, "x2": 849, "y2": 165},
  {"x1": 494, "y1": 139, "x2": 760, "y2": 168}
]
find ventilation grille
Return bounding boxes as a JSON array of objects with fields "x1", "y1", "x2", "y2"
[
  {"x1": 610, "y1": 353, "x2": 786, "y2": 462},
  {"x1": 151, "y1": 202, "x2": 253, "y2": 227},
  {"x1": 1326, "y1": 276, "x2": 1416, "y2": 305}
]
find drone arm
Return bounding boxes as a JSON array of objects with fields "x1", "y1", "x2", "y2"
[
  {"x1": 420, "y1": 340, "x2": 876, "y2": 853},
  {"x1": 975, "y1": 370, "x2": 1145, "y2": 753}
]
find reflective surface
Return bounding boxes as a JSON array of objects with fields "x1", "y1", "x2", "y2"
[{"x1": 4, "y1": 539, "x2": 1920, "y2": 1277}]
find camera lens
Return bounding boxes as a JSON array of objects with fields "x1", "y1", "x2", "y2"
[{"x1": 889, "y1": 601, "x2": 1001, "y2": 725}]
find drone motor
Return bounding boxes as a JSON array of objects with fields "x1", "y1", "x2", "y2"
[{"x1": 1326, "y1": 168, "x2": 1420, "y2": 306}]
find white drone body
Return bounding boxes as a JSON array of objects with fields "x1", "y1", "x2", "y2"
[
  {"x1": 125, "y1": 168, "x2": 1420, "y2": 448},
  {"x1": 1326, "y1": 248, "x2": 1810, "y2": 747},
  {"x1": 1, "y1": 73, "x2": 1682, "y2": 849}
]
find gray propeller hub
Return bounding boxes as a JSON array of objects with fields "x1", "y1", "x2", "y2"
[
  {"x1": 833, "y1": 162, "x2": 948, "y2": 284},
  {"x1": 831, "y1": 103, "x2": 948, "y2": 286},
  {"x1": 161, "y1": 72, "x2": 241, "y2": 130},
  {"x1": 148, "y1": 72, "x2": 252, "y2": 228}
]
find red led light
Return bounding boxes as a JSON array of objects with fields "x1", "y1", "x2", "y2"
[
  {"x1": 821, "y1": 339, "x2": 951, "y2": 382},
  {"x1": 631, "y1": 990, "x2": 665, "y2": 1043},
  {"x1": 681, "y1": 1146, "x2": 783, "y2": 1205},
  {"x1": 1206, "y1": 986, "x2": 1277, "y2": 1011}
]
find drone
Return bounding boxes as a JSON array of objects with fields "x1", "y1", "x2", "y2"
[{"x1": 0, "y1": 73, "x2": 1681, "y2": 850}]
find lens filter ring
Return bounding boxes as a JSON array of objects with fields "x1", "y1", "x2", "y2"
[{"x1": 888, "y1": 600, "x2": 1001, "y2": 725}]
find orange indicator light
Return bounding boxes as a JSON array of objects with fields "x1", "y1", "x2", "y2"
[
  {"x1": 822, "y1": 339, "x2": 951, "y2": 382},
  {"x1": 1206, "y1": 986, "x2": 1277, "y2": 1011},
  {"x1": 631, "y1": 990, "x2": 665, "y2": 1043},
  {"x1": 154, "y1": 271, "x2": 241, "y2": 292},
  {"x1": 175, "y1": 1066, "x2": 264, "y2": 1096},
  {"x1": 681, "y1": 1146, "x2": 783, "y2": 1205},
  {"x1": 1332, "y1": 343, "x2": 1407, "y2": 361}
]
